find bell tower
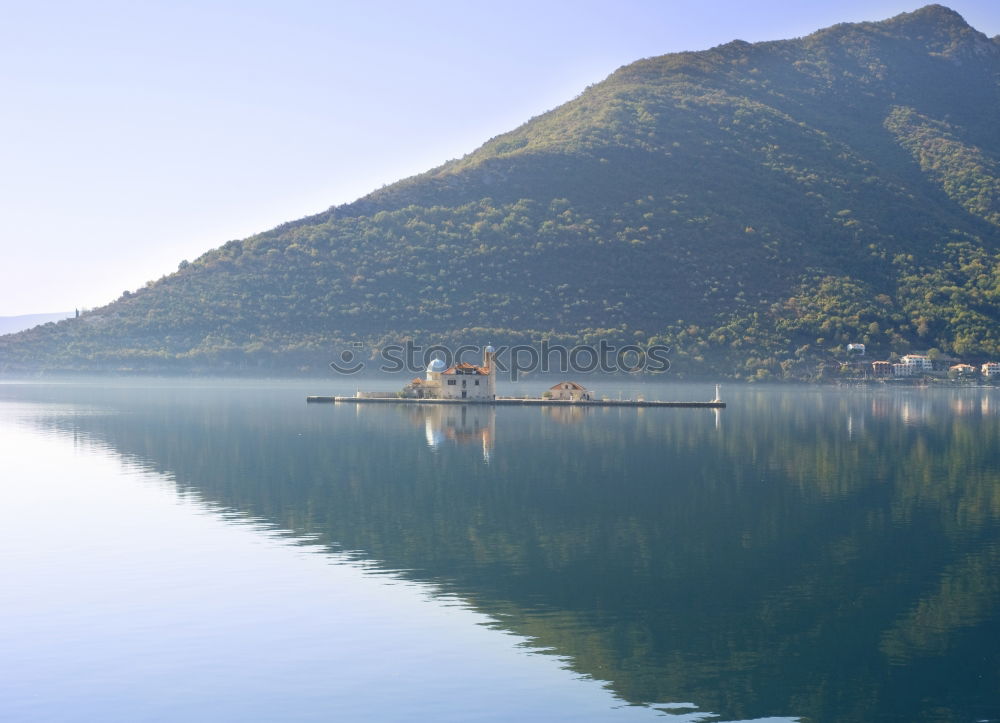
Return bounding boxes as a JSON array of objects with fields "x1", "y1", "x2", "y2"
[{"x1": 483, "y1": 345, "x2": 496, "y2": 400}]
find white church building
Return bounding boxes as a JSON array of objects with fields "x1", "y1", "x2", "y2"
[{"x1": 403, "y1": 346, "x2": 497, "y2": 400}]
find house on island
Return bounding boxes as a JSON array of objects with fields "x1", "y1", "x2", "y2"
[
  {"x1": 402, "y1": 346, "x2": 497, "y2": 400},
  {"x1": 546, "y1": 381, "x2": 593, "y2": 401},
  {"x1": 983, "y1": 362, "x2": 1000, "y2": 379}
]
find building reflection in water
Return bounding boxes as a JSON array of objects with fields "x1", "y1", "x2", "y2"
[
  {"x1": 539, "y1": 405, "x2": 591, "y2": 425},
  {"x1": 874, "y1": 388, "x2": 999, "y2": 424},
  {"x1": 411, "y1": 405, "x2": 496, "y2": 462},
  {"x1": 404, "y1": 401, "x2": 725, "y2": 461},
  {"x1": 951, "y1": 392, "x2": 998, "y2": 417}
]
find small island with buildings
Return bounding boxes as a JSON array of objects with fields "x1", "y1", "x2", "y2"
[{"x1": 308, "y1": 345, "x2": 725, "y2": 408}]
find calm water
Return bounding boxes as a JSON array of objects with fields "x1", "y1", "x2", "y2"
[{"x1": 1, "y1": 379, "x2": 999, "y2": 722}]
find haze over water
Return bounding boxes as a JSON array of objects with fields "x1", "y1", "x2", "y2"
[{"x1": 1, "y1": 379, "x2": 998, "y2": 722}]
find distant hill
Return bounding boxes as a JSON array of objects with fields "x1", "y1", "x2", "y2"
[
  {"x1": 0, "y1": 312, "x2": 74, "y2": 337},
  {"x1": 2, "y1": 4, "x2": 999, "y2": 379}
]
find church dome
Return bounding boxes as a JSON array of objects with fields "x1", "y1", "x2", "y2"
[
  {"x1": 428, "y1": 358, "x2": 447, "y2": 373},
  {"x1": 485, "y1": 345, "x2": 495, "y2": 354}
]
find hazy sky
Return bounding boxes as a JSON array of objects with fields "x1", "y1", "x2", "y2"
[{"x1": 2, "y1": 1, "x2": 998, "y2": 316}]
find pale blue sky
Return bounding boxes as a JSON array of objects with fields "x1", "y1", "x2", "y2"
[{"x1": 2, "y1": 1, "x2": 998, "y2": 316}]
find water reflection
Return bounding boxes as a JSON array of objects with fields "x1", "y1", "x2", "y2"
[
  {"x1": 410, "y1": 405, "x2": 496, "y2": 462},
  {"x1": 2, "y1": 382, "x2": 999, "y2": 723}
]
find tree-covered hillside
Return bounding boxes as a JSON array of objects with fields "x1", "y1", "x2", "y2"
[{"x1": 3, "y1": 4, "x2": 1000, "y2": 379}]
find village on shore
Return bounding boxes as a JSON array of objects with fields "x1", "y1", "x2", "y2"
[{"x1": 840, "y1": 344, "x2": 1000, "y2": 383}]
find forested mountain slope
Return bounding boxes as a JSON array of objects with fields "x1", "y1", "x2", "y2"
[{"x1": 4, "y1": 4, "x2": 1000, "y2": 378}]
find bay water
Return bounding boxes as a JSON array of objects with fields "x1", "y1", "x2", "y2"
[{"x1": 1, "y1": 379, "x2": 998, "y2": 722}]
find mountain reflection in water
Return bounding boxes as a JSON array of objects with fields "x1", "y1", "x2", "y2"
[{"x1": 5, "y1": 381, "x2": 1000, "y2": 723}]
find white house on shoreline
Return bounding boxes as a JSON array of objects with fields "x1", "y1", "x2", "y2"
[{"x1": 893, "y1": 354, "x2": 933, "y2": 377}]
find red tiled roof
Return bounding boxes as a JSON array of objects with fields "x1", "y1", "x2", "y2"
[
  {"x1": 549, "y1": 381, "x2": 587, "y2": 390},
  {"x1": 443, "y1": 361, "x2": 489, "y2": 375}
]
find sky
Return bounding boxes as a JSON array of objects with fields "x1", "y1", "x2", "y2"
[{"x1": 1, "y1": 1, "x2": 999, "y2": 316}]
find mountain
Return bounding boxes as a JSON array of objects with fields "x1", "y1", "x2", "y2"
[
  {"x1": 3, "y1": 5, "x2": 1000, "y2": 378},
  {"x1": 0, "y1": 312, "x2": 75, "y2": 336}
]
